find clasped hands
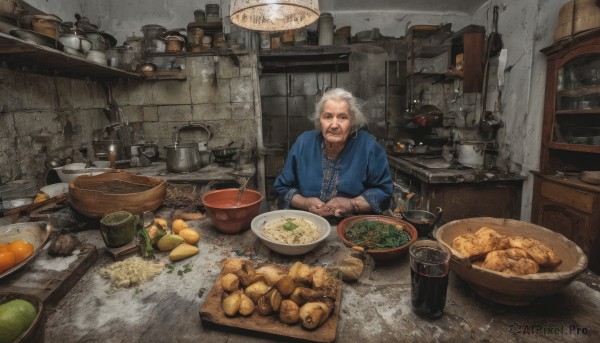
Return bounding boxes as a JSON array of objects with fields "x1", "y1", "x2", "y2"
[{"x1": 305, "y1": 197, "x2": 355, "y2": 217}]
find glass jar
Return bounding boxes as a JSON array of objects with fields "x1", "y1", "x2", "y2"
[{"x1": 205, "y1": 4, "x2": 220, "y2": 23}]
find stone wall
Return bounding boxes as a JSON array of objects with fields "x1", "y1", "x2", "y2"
[{"x1": 0, "y1": 54, "x2": 259, "y2": 187}]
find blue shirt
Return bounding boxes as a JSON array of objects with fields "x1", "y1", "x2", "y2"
[{"x1": 273, "y1": 130, "x2": 393, "y2": 213}]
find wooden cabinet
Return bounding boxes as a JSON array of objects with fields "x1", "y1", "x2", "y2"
[
  {"x1": 406, "y1": 24, "x2": 485, "y2": 111},
  {"x1": 531, "y1": 172, "x2": 600, "y2": 273},
  {"x1": 533, "y1": 30, "x2": 600, "y2": 273}
]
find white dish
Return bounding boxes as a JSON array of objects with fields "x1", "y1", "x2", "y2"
[
  {"x1": 251, "y1": 210, "x2": 331, "y2": 256},
  {"x1": 39, "y1": 182, "x2": 69, "y2": 198},
  {"x1": 53, "y1": 163, "x2": 108, "y2": 183}
]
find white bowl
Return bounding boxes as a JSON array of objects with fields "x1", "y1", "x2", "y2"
[
  {"x1": 251, "y1": 210, "x2": 331, "y2": 255},
  {"x1": 53, "y1": 163, "x2": 108, "y2": 183}
]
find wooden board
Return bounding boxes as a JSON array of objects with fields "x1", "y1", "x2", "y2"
[
  {"x1": 0, "y1": 242, "x2": 98, "y2": 310},
  {"x1": 199, "y1": 266, "x2": 342, "y2": 343}
]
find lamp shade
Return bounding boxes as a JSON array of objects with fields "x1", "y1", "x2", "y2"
[{"x1": 230, "y1": 0, "x2": 320, "y2": 31}]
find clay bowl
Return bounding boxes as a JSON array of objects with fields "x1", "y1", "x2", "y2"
[
  {"x1": 436, "y1": 217, "x2": 588, "y2": 306},
  {"x1": 337, "y1": 215, "x2": 418, "y2": 263},
  {"x1": 0, "y1": 222, "x2": 51, "y2": 280},
  {"x1": 69, "y1": 172, "x2": 166, "y2": 218},
  {"x1": 0, "y1": 292, "x2": 45, "y2": 343},
  {"x1": 202, "y1": 188, "x2": 264, "y2": 234}
]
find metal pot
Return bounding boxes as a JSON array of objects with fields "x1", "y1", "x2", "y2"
[
  {"x1": 456, "y1": 141, "x2": 485, "y2": 169},
  {"x1": 165, "y1": 122, "x2": 211, "y2": 173},
  {"x1": 86, "y1": 32, "x2": 107, "y2": 50},
  {"x1": 165, "y1": 143, "x2": 201, "y2": 173},
  {"x1": 0, "y1": 0, "x2": 20, "y2": 20}
]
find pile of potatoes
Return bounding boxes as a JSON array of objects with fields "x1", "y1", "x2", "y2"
[{"x1": 219, "y1": 258, "x2": 339, "y2": 330}]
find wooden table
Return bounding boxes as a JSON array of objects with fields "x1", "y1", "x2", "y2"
[{"x1": 39, "y1": 209, "x2": 600, "y2": 343}]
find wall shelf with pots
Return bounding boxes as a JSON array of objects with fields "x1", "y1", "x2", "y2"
[{"x1": 0, "y1": 32, "x2": 140, "y2": 79}]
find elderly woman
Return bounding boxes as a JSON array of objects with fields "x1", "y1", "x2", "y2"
[{"x1": 273, "y1": 88, "x2": 393, "y2": 218}]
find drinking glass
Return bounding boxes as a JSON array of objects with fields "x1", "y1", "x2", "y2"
[{"x1": 409, "y1": 240, "x2": 451, "y2": 318}]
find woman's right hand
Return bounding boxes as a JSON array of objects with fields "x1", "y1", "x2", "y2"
[{"x1": 292, "y1": 195, "x2": 331, "y2": 217}]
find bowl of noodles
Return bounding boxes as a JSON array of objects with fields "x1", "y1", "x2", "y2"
[
  {"x1": 337, "y1": 215, "x2": 418, "y2": 263},
  {"x1": 250, "y1": 210, "x2": 331, "y2": 255}
]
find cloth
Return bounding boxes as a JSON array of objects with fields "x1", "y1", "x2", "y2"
[{"x1": 273, "y1": 130, "x2": 393, "y2": 214}]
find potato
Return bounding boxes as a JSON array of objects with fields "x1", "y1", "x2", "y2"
[
  {"x1": 279, "y1": 300, "x2": 300, "y2": 324},
  {"x1": 289, "y1": 287, "x2": 322, "y2": 306},
  {"x1": 221, "y1": 258, "x2": 244, "y2": 274},
  {"x1": 299, "y1": 302, "x2": 330, "y2": 330},
  {"x1": 238, "y1": 293, "x2": 255, "y2": 316},
  {"x1": 337, "y1": 255, "x2": 364, "y2": 281},
  {"x1": 236, "y1": 260, "x2": 257, "y2": 287},
  {"x1": 288, "y1": 261, "x2": 303, "y2": 279},
  {"x1": 269, "y1": 289, "x2": 283, "y2": 312},
  {"x1": 275, "y1": 275, "x2": 295, "y2": 297},
  {"x1": 222, "y1": 291, "x2": 242, "y2": 317},
  {"x1": 256, "y1": 265, "x2": 285, "y2": 286},
  {"x1": 244, "y1": 280, "x2": 270, "y2": 303},
  {"x1": 220, "y1": 273, "x2": 240, "y2": 292},
  {"x1": 312, "y1": 266, "x2": 330, "y2": 289},
  {"x1": 257, "y1": 294, "x2": 273, "y2": 315}
]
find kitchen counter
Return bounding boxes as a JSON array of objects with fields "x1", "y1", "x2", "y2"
[
  {"x1": 40, "y1": 212, "x2": 599, "y2": 343},
  {"x1": 387, "y1": 155, "x2": 528, "y2": 184},
  {"x1": 387, "y1": 155, "x2": 527, "y2": 223},
  {"x1": 125, "y1": 161, "x2": 256, "y2": 184}
]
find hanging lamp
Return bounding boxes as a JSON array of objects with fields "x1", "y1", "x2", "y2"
[{"x1": 230, "y1": 0, "x2": 320, "y2": 31}]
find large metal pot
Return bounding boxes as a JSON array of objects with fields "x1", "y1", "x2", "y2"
[
  {"x1": 165, "y1": 143, "x2": 201, "y2": 173},
  {"x1": 165, "y1": 122, "x2": 211, "y2": 173},
  {"x1": 456, "y1": 141, "x2": 486, "y2": 169}
]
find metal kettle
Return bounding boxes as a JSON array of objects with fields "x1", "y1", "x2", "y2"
[{"x1": 165, "y1": 122, "x2": 211, "y2": 173}]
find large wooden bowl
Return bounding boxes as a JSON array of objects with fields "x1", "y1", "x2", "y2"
[
  {"x1": 69, "y1": 172, "x2": 166, "y2": 218},
  {"x1": 337, "y1": 215, "x2": 418, "y2": 263},
  {"x1": 436, "y1": 217, "x2": 588, "y2": 306}
]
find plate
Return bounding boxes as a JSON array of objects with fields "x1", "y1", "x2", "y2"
[{"x1": 0, "y1": 222, "x2": 52, "y2": 280}]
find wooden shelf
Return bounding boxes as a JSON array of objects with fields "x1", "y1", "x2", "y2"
[
  {"x1": 555, "y1": 109, "x2": 600, "y2": 115},
  {"x1": 259, "y1": 46, "x2": 350, "y2": 73},
  {"x1": 0, "y1": 32, "x2": 140, "y2": 79},
  {"x1": 546, "y1": 141, "x2": 600, "y2": 153},
  {"x1": 558, "y1": 85, "x2": 600, "y2": 97}
]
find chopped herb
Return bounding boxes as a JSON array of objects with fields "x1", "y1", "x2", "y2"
[
  {"x1": 166, "y1": 264, "x2": 175, "y2": 274},
  {"x1": 282, "y1": 219, "x2": 299, "y2": 231},
  {"x1": 182, "y1": 263, "x2": 193, "y2": 273},
  {"x1": 234, "y1": 249, "x2": 245, "y2": 256},
  {"x1": 198, "y1": 288, "x2": 206, "y2": 298},
  {"x1": 345, "y1": 220, "x2": 410, "y2": 250},
  {"x1": 134, "y1": 288, "x2": 143, "y2": 295},
  {"x1": 177, "y1": 270, "x2": 184, "y2": 277}
]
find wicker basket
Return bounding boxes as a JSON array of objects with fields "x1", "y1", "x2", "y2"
[
  {"x1": 436, "y1": 217, "x2": 587, "y2": 306},
  {"x1": 68, "y1": 172, "x2": 166, "y2": 218}
]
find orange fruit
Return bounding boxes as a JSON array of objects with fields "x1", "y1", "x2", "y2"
[
  {"x1": 0, "y1": 250, "x2": 16, "y2": 274},
  {"x1": 6, "y1": 240, "x2": 34, "y2": 265},
  {"x1": 0, "y1": 243, "x2": 8, "y2": 252}
]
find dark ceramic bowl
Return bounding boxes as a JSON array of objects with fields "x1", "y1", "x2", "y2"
[{"x1": 337, "y1": 215, "x2": 418, "y2": 263}]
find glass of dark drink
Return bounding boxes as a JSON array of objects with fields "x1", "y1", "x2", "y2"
[{"x1": 409, "y1": 240, "x2": 451, "y2": 318}]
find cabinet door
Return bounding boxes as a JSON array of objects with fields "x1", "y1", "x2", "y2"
[{"x1": 536, "y1": 201, "x2": 589, "y2": 249}]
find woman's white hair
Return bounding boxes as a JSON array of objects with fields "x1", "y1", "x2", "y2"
[{"x1": 309, "y1": 88, "x2": 368, "y2": 132}]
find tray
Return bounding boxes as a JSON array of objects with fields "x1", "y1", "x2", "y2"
[{"x1": 199, "y1": 263, "x2": 342, "y2": 343}]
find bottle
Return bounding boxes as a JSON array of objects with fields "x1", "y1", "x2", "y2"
[{"x1": 318, "y1": 13, "x2": 334, "y2": 46}]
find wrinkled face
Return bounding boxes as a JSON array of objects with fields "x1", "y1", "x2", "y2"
[{"x1": 319, "y1": 100, "x2": 353, "y2": 144}]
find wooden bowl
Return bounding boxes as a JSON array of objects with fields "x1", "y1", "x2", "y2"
[
  {"x1": 436, "y1": 217, "x2": 588, "y2": 306},
  {"x1": 69, "y1": 172, "x2": 166, "y2": 218},
  {"x1": 202, "y1": 189, "x2": 264, "y2": 234},
  {"x1": 337, "y1": 215, "x2": 418, "y2": 263},
  {"x1": 0, "y1": 292, "x2": 45, "y2": 343}
]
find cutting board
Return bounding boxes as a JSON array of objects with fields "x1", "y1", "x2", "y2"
[
  {"x1": 0, "y1": 242, "x2": 98, "y2": 310},
  {"x1": 200, "y1": 267, "x2": 342, "y2": 343}
]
